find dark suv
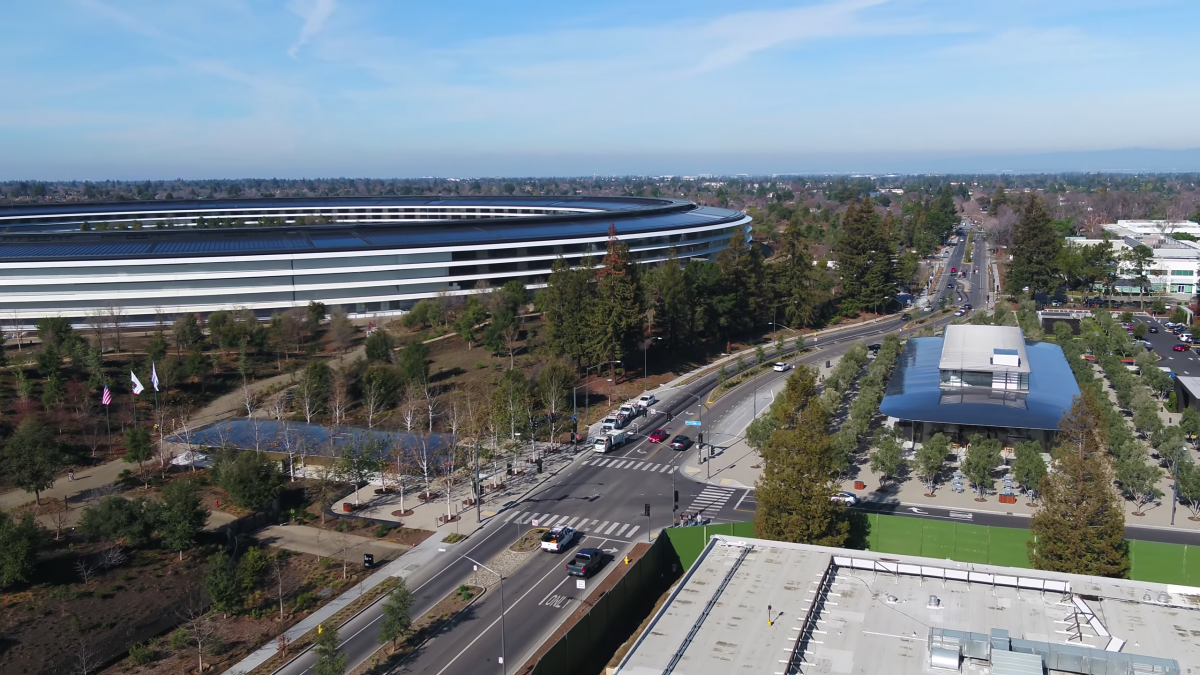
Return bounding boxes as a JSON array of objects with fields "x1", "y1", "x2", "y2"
[{"x1": 566, "y1": 549, "x2": 605, "y2": 577}]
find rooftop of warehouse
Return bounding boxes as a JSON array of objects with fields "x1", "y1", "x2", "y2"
[{"x1": 615, "y1": 537, "x2": 1200, "y2": 675}]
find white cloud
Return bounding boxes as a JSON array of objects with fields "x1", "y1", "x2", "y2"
[{"x1": 288, "y1": 0, "x2": 337, "y2": 58}]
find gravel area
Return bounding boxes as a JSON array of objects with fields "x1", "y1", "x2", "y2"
[{"x1": 465, "y1": 549, "x2": 534, "y2": 587}]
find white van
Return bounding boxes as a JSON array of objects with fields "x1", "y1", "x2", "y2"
[{"x1": 593, "y1": 431, "x2": 627, "y2": 453}]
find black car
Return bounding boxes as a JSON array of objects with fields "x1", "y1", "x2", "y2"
[
  {"x1": 669, "y1": 435, "x2": 693, "y2": 450},
  {"x1": 566, "y1": 549, "x2": 605, "y2": 577},
  {"x1": 900, "y1": 313, "x2": 911, "y2": 320},
  {"x1": 1149, "y1": 326, "x2": 1159, "y2": 333}
]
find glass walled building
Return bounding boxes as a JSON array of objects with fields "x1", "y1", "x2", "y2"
[{"x1": 0, "y1": 196, "x2": 750, "y2": 324}]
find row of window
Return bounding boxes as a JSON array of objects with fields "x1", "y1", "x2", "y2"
[{"x1": 0, "y1": 206, "x2": 586, "y2": 228}]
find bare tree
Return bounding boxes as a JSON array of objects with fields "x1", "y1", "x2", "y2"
[
  {"x1": 241, "y1": 381, "x2": 260, "y2": 418},
  {"x1": 46, "y1": 498, "x2": 71, "y2": 541},
  {"x1": 85, "y1": 310, "x2": 106, "y2": 352},
  {"x1": 335, "y1": 531, "x2": 351, "y2": 580},
  {"x1": 103, "y1": 302, "x2": 127, "y2": 353},
  {"x1": 271, "y1": 550, "x2": 291, "y2": 622},
  {"x1": 74, "y1": 639, "x2": 100, "y2": 675},
  {"x1": 363, "y1": 374, "x2": 388, "y2": 429},
  {"x1": 278, "y1": 422, "x2": 300, "y2": 480},
  {"x1": 74, "y1": 559, "x2": 97, "y2": 586},
  {"x1": 422, "y1": 378, "x2": 439, "y2": 434},
  {"x1": 296, "y1": 374, "x2": 320, "y2": 425},
  {"x1": 330, "y1": 370, "x2": 350, "y2": 428},
  {"x1": 177, "y1": 592, "x2": 216, "y2": 675},
  {"x1": 98, "y1": 546, "x2": 127, "y2": 570},
  {"x1": 269, "y1": 390, "x2": 289, "y2": 421}
]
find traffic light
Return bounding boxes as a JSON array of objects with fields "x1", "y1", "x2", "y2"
[
  {"x1": 673, "y1": 490, "x2": 679, "y2": 511},
  {"x1": 697, "y1": 432, "x2": 703, "y2": 445},
  {"x1": 642, "y1": 408, "x2": 648, "y2": 418},
  {"x1": 644, "y1": 503, "x2": 651, "y2": 517}
]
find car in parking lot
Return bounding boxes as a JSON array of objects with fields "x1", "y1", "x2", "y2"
[
  {"x1": 1174, "y1": 344, "x2": 1190, "y2": 352},
  {"x1": 1181, "y1": 334, "x2": 1193, "y2": 343},
  {"x1": 540, "y1": 525, "x2": 576, "y2": 553},
  {"x1": 648, "y1": 429, "x2": 669, "y2": 443},
  {"x1": 566, "y1": 549, "x2": 604, "y2": 577},
  {"x1": 669, "y1": 435, "x2": 693, "y2": 450},
  {"x1": 772, "y1": 361, "x2": 791, "y2": 372},
  {"x1": 831, "y1": 491, "x2": 859, "y2": 506}
]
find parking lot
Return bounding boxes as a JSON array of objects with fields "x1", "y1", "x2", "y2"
[{"x1": 1128, "y1": 315, "x2": 1200, "y2": 377}]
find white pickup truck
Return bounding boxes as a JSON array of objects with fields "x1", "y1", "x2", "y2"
[{"x1": 593, "y1": 431, "x2": 627, "y2": 453}]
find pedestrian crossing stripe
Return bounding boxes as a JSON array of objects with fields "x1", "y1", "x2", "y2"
[
  {"x1": 499, "y1": 511, "x2": 644, "y2": 539},
  {"x1": 583, "y1": 458, "x2": 677, "y2": 473},
  {"x1": 686, "y1": 486, "x2": 736, "y2": 514}
]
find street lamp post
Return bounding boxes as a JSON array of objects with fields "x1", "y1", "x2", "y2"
[
  {"x1": 462, "y1": 554, "x2": 507, "y2": 675},
  {"x1": 643, "y1": 337, "x2": 662, "y2": 392}
]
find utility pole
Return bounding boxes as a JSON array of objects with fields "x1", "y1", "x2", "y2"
[{"x1": 475, "y1": 440, "x2": 482, "y2": 524}]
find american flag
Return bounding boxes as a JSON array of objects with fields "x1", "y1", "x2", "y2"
[{"x1": 101, "y1": 384, "x2": 112, "y2": 406}]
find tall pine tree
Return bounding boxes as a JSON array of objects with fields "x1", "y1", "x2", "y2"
[
  {"x1": 755, "y1": 366, "x2": 850, "y2": 546},
  {"x1": 1028, "y1": 395, "x2": 1129, "y2": 578},
  {"x1": 645, "y1": 249, "x2": 691, "y2": 349},
  {"x1": 590, "y1": 226, "x2": 643, "y2": 380},
  {"x1": 1007, "y1": 194, "x2": 1061, "y2": 296},
  {"x1": 837, "y1": 198, "x2": 896, "y2": 314},
  {"x1": 537, "y1": 256, "x2": 596, "y2": 366}
]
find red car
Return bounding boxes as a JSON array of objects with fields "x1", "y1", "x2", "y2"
[
  {"x1": 647, "y1": 429, "x2": 669, "y2": 443},
  {"x1": 1174, "y1": 344, "x2": 1190, "y2": 352},
  {"x1": 950, "y1": 267, "x2": 956, "y2": 274}
]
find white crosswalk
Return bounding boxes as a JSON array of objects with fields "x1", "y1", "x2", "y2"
[
  {"x1": 500, "y1": 509, "x2": 641, "y2": 540},
  {"x1": 582, "y1": 457, "x2": 677, "y2": 473},
  {"x1": 685, "y1": 485, "x2": 736, "y2": 516}
]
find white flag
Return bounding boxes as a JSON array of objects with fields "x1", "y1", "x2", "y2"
[
  {"x1": 131, "y1": 371, "x2": 145, "y2": 396},
  {"x1": 151, "y1": 363, "x2": 160, "y2": 392}
]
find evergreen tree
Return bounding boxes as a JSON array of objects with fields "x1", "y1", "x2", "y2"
[
  {"x1": 837, "y1": 198, "x2": 896, "y2": 313},
  {"x1": 537, "y1": 256, "x2": 597, "y2": 364},
  {"x1": 364, "y1": 330, "x2": 395, "y2": 363},
  {"x1": 214, "y1": 450, "x2": 282, "y2": 509},
  {"x1": 160, "y1": 480, "x2": 210, "y2": 560},
  {"x1": 205, "y1": 552, "x2": 244, "y2": 617},
  {"x1": 124, "y1": 426, "x2": 153, "y2": 482},
  {"x1": 378, "y1": 579, "x2": 415, "y2": 652},
  {"x1": 645, "y1": 250, "x2": 691, "y2": 349},
  {"x1": 754, "y1": 367, "x2": 849, "y2": 546},
  {"x1": 1, "y1": 418, "x2": 62, "y2": 504},
  {"x1": 452, "y1": 296, "x2": 488, "y2": 350},
  {"x1": 1028, "y1": 396, "x2": 1129, "y2": 577},
  {"x1": 0, "y1": 511, "x2": 44, "y2": 587},
  {"x1": 173, "y1": 313, "x2": 203, "y2": 355},
  {"x1": 715, "y1": 228, "x2": 767, "y2": 329},
  {"x1": 988, "y1": 185, "x2": 1008, "y2": 216},
  {"x1": 1006, "y1": 194, "x2": 1061, "y2": 296},
  {"x1": 774, "y1": 223, "x2": 829, "y2": 328},
  {"x1": 590, "y1": 226, "x2": 643, "y2": 379}
]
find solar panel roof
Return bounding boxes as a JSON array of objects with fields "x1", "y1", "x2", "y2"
[{"x1": 880, "y1": 337, "x2": 1079, "y2": 430}]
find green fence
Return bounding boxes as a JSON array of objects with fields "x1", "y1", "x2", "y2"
[{"x1": 664, "y1": 516, "x2": 1200, "y2": 587}]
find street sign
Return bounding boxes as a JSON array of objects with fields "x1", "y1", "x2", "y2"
[
  {"x1": 531, "y1": 519, "x2": 539, "y2": 526},
  {"x1": 684, "y1": 420, "x2": 702, "y2": 426},
  {"x1": 576, "y1": 579, "x2": 586, "y2": 590}
]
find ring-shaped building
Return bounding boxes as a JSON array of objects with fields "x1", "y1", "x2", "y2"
[{"x1": 0, "y1": 196, "x2": 749, "y2": 324}]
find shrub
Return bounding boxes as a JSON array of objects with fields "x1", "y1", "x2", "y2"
[
  {"x1": 169, "y1": 629, "x2": 189, "y2": 651},
  {"x1": 128, "y1": 641, "x2": 157, "y2": 665}
]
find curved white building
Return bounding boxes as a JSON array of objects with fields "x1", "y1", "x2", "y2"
[{"x1": 0, "y1": 196, "x2": 749, "y2": 323}]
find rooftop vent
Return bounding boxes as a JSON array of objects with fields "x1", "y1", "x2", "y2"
[
  {"x1": 927, "y1": 595, "x2": 942, "y2": 609},
  {"x1": 992, "y1": 348, "x2": 1021, "y2": 367},
  {"x1": 885, "y1": 594, "x2": 900, "y2": 604},
  {"x1": 1157, "y1": 592, "x2": 1170, "y2": 603}
]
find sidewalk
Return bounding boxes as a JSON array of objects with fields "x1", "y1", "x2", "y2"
[
  {"x1": 0, "y1": 457, "x2": 130, "y2": 511},
  {"x1": 219, "y1": 530, "x2": 451, "y2": 675},
  {"x1": 256, "y1": 524, "x2": 410, "y2": 563}
]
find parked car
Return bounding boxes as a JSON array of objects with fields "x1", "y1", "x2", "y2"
[
  {"x1": 566, "y1": 549, "x2": 604, "y2": 577},
  {"x1": 1181, "y1": 334, "x2": 1193, "y2": 343},
  {"x1": 772, "y1": 361, "x2": 791, "y2": 372},
  {"x1": 831, "y1": 491, "x2": 859, "y2": 506},
  {"x1": 540, "y1": 525, "x2": 576, "y2": 553},
  {"x1": 648, "y1": 429, "x2": 669, "y2": 443},
  {"x1": 669, "y1": 435, "x2": 693, "y2": 450},
  {"x1": 636, "y1": 393, "x2": 657, "y2": 408},
  {"x1": 1173, "y1": 344, "x2": 1190, "y2": 352}
]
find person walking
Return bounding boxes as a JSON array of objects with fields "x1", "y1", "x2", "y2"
[{"x1": 68, "y1": 466, "x2": 75, "y2": 482}]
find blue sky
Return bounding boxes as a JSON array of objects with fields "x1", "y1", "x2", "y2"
[{"x1": 3, "y1": 0, "x2": 1199, "y2": 179}]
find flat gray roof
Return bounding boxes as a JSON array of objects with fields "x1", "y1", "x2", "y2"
[
  {"x1": 940, "y1": 325, "x2": 1031, "y2": 374},
  {"x1": 616, "y1": 537, "x2": 1199, "y2": 675}
]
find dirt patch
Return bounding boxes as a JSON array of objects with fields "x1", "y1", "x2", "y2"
[
  {"x1": 511, "y1": 528, "x2": 548, "y2": 552},
  {"x1": 285, "y1": 510, "x2": 434, "y2": 549},
  {"x1": 348, "y1": 584, "x2": 484, "y2": 675}
]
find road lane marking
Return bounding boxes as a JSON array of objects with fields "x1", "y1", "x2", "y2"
[
  {"x1": 596, "y1": 521, "x2": 610, "y2": 533},
  {"x1": 626, "y1": 525, "x2": 640, "y2": 538},
  {"x1": 615, "y1": 524, "x2": 630, "y2": 536},
  {"x1": 564, "y1": 516, "x2": 579, "y2": 527},
  {"x1": 633, "y1": 462, "x2": 645, "y2": 470},
  {"x1": 603, "y1": 522, "x2": 620, "y2": 535},
  {"x1": 502, "y1": 510, "x2": 521, "y2": 523}
]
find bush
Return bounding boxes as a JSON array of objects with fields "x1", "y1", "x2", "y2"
[
  {"x1": 374, "y1": 524, "x2": 395, "y2": 538},
  {"x1": 213, "y1": 449, "x2": 282, "y2": 509},
  {"x1": 128, "y1": 641, "x2": 158, "y2": 665},
  {"x1": 169, "y1": 629, "x2": 189, "y2": 651}
]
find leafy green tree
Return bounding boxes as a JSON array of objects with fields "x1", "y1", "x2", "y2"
[
  {"x1": 312, "y1": 624, "x2": 347, "y2": 675},
  {"x1": 1122, "y1": 244, "x2": 1155, "y2": 308},
  {"x1": 452, "y1": 296, "x2": 488, "y2": 350},
  {"x1": 397, "y1": 342, "x2": 429, "y2": 384},
  {"x1": 1011, "y1": 441, "x2": 1047, "y2": 500},
  {"x1": 306, "y1": 301, "x2": 327, "y2": 334},
  {"x1": 400, "y1": 299, "x2": 442, "y2": 329},
  {"x1": 483, "y1": 305, "x2": 519, "y2": 368},
  {"x1": 1180, "y1": 406, "x2": 1200, "y2": 440},
  {"x1": 961, "y1": 434, "x2": 1002, "y2": 497},
  {"x1": 146, "y1": 331, "x2": 168, "y2": 363},
  {"x1": 745, "y1": 410, "x2": 777, "y2": 453},
  {"x1": 868, "y1": 427, "x2": 904, "y2": 485},
  {"x1": 364, "y1": 330, "x2": 395, "y2": 363},
  {"x1": 78, "y1": 496, "x2": 160, "y2": 546},
  {"x1": 1006, "y1": 194, "x2": 1061, "y2": 296},
  {"x1": 0, "y1": 511, "x2": 45, "y2": 587},
  {"x1": 914, "y1": 433, "x2": 949, "y2": 495},
  {"x1": 160, "y1": 480, "x2": 210, "y2": 560},
  {"x1": 205, "y1": 552, "x2": 244, "y2": 618},
  {"x1": 35, "y1": 316, "x2": 74, "y2": 348},
  {"x1": 1176, "y1": 460, "x2": 1200, "y2": 521},
  {"x1": 1, "y1": 417, "x2": 62, "y2": 504},
  {"x1": 378, "y1": 579, "x2": 415, "y2": 652},
  {"x1": 1028, "y1": 396, "x2": 1129, "y2": 577},
  {"x1": 1116, "y1": 456, "x2": 1163, "y2": 516},
  {"x1": 173, "y1": 313, "x2": 203, "y2": 355},
  {"x1": 124, "y1": 426, "x2": 153, "y2": 483},
  {"x1": 215, "y1": 450, "x2": 282, "y2": 509}
]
